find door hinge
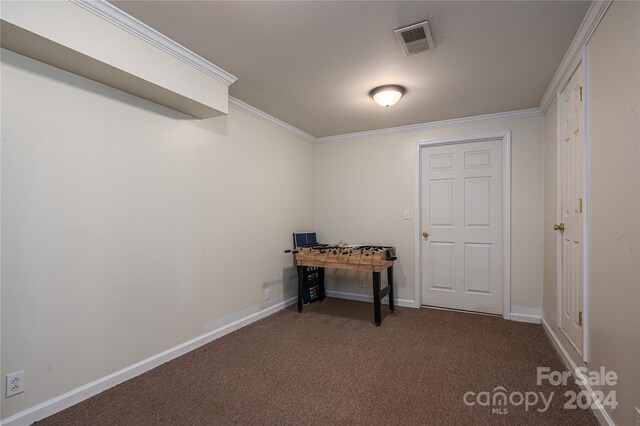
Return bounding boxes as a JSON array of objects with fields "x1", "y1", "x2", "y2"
[
  {"x1": 578, "y1": 311, "x2": 583, "y2": 326},
  {"x1": 578, "y1": 198, "x2": 583, "y2": 213},
  {"x1": 579, "y1": 86, "x2": 583, "y2": 101}
]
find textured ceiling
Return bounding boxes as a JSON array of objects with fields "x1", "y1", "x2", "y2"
[{"x1": 112, "y1": 1, "x2": 590, "y2": 137}]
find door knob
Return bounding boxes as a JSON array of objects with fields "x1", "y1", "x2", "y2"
[
  {"x1": 553, "y1": 223, "x2": 565, "y2": 232},
  {"x1": 422, "y1": 231, "x2": 429, "y2": 238}
]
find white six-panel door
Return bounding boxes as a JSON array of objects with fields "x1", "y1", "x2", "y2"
[
  {"x1": 559, "y1": 64, "x2": 584, "y2": 355},
  {"x1": 421, "y1": 140, "x2": 503, "y2": 314}
]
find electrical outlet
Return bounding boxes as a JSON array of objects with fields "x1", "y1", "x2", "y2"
[
  {"x1": 6, "y1": 371, "x2": 24, "y2": 397},
  {"x1": 264, "y1": 288, "x2": 270, "y2": 301},
  {"x1": 359, "y1": 280, "x2": 366, "y2": 288}
]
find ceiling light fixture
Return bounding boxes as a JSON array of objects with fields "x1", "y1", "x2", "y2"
[{"x1": 369, "y1": 85, "x2": 406, "y2": 107}]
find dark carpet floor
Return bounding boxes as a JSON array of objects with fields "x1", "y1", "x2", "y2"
[{"x1": 37, "y1": 298, "x2": 597, "y2": 425}]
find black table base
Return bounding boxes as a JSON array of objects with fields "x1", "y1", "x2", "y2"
[{"x1": 297, "y1": 265, "x2": 395, "y2": 326}]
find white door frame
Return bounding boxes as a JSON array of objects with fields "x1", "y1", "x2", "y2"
[
  {"x1": 414, "y1": 131, "x2": 512, "y2": 319},
  {"x1": 556, "y1": 47, "x2": 590, "y2": 363}
]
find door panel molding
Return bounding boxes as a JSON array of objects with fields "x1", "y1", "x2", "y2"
[{"x1": 414, "y1": 131, "x2": 511, "y2": 319}]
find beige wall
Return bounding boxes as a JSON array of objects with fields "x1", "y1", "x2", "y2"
[
  {"x1": 542, "y1": 2, "x2": 640, "y2": 425},
  {"x1": 0, "y1": 49, "x2": 314, "y2": 419},
  {"x1": 314, "y1": 115, "x2": 544, "y2": 316},
  {"x1": 587, "y1": 2, "x2": 640, "y2": 423}
]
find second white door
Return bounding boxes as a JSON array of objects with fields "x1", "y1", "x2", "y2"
[
  {"x1": 421, "y1": 140, "x2": 504, "y2": 314},
  {"x1": 558, "y1": 63, "x2": 584, "y2": 355}
]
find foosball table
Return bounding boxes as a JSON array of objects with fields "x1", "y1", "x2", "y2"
[{"x1": 292, "y1": 242, "x2": 397, "y2": 326}]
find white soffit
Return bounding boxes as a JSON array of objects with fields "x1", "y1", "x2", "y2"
[
  {"x1": 70, "y1": 0, "x2": 237, "y2": 86},
  {"x1": 0, "y1": 0, "x2": 236, "y2": 119}
]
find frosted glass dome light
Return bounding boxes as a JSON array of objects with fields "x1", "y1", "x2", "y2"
[{"x1": 369, "y1": 85, "x2": 406, "y2": 107}]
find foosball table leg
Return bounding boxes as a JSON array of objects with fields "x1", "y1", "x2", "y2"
[
  {"x1": 372, "y1": 271, "x2": 382, "y2": 326},
  {"x1": 387, "y1": 265, "x2": 395, "y2": 313},
  {"x1": 318, "y1": 267, "x2": 326, "y2": 302},
  {"x1": 297, "y1": 265, "x2": 304, "y2": 312}
]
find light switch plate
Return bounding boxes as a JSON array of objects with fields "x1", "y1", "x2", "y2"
[{"x1": 403, "y1": 209, "x2": 411, "y2": 220}]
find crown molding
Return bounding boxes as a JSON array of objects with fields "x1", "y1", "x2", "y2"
[
  {"x1": 315, "y1": 108, "x2": 542, "y2": 143},
  {"x1": 228, "y1": 99, "x2": 541, "y2": 145},
  {"x1": 539, "y1": 0, "x2": 612, "y2": 113},
  {"x1": 68, "y1": 0, "x2": 603, "y2": 133},
  {"x1": 69, "y1": 0, "x2": 237, "y2": 86},
  {"x1": 228, "y1": 97, "x2": 316, "y2": 143}
]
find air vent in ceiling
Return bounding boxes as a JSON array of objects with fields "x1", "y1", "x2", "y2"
[{"x1": 394, "y1": 20, "x2": 434, "y2": 56}]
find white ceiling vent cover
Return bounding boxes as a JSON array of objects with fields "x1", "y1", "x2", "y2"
[{"x1": 394, "y1": 20, "x2": 434, "y2": 56}]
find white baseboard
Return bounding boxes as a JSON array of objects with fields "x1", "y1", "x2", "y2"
[
  {"x1": 509, "y1": 313, "x2": 542, "y2": 324},
  {"x1": 541, "y1": 318, "x2": 615, "y2": 426},
  {"x1": 509, "y1": 306, "x2": 542, "y2": 324},
  {"x1": 325, "y1": 289, "x2": 416, "y2": 308},
  {"x1": 0, "y1": 296, "x2": 297, "y2": 426}
]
